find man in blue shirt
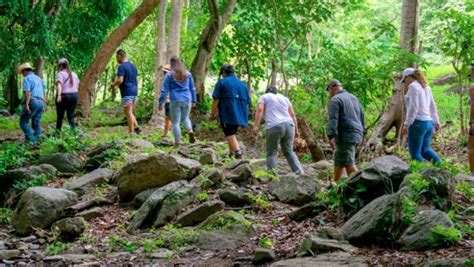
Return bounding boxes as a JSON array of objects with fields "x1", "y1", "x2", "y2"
[
  {"x1": 111, "y1": 49, "x2": 141, "y2": 135},
  {"x1": 18, "y1": 62, "x2": 45, "y2": 144},
  {"x1": 210, "y1": 64, "x2": 250, "y2": 159}
]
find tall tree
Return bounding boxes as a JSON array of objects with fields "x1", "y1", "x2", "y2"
[
  {"x1": 78, "y1": 0, "x2": 161, "y2": 119},
  {"x1": 366, "y1": 0, "x2": 420, "y2": 153},
  {"x1": 149, "y1": 0, "x2": 168, "y2": 125},
  {"x1": 191, "y1": 0, "x2": 238, "y2": 103},
  {"x1": 166, "y1": 0, "x2": 184, "y2": 60}
]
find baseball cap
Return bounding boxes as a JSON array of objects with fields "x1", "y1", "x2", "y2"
[
  {"x1": 401, "y1": 68, "x2": 415, "y2": 83},
  {"x1": 326, "y1": 79, "x2": 342, "y2": 91}
]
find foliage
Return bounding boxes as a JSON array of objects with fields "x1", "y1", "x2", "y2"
[
  {"x1": 37, "y1": 128, "x2": 91, "y2": 155},
  {"x1": 429, "y1": 225, "x2": 462, "y2": 247},
  {"x1": 407, "y1": 173, "x2": 431, "y2": 201},
  {"x1": 141, "y1": 238, "x2": 165, "y2": 253},
  {"x1": 400, "y1": 198, "x2": 419, "y2": 227},
  {"x1": 158, "y1": 224, "x2": 199, "y2": 252},
  {"x1": 45, "y1": 242, "x2": 69, "y2": 256},
  {"x1": 13, "y1": 173, "x2": 51, "y2": 191},
  {"x1": 258, "y1": 236, "x2": 273, "y2": 249},
  {"x1": 254, "y1": 169, "x2": 279, "y2": 182},
  {"x1": 0, "y1": 208, "x2": 11, "y2": 225},
  {"x1": 455, "y1": 182, "x2": 474, "y2": 198},
  {"x1": 0, "y1": 143, "x2": 33, "y2": 175},
  {"x1": 244, "y1": 192, "x2": 271, "y2": 210},
  {"x1": 108, "y1": 235, "x2": 137, "y2": 253},
  {"x1": 196, "y1": 192, "x2": 210, "y2": 202}
]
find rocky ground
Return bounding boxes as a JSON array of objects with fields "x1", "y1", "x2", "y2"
[{"x1": 0, "y1": 123, "x2": 473, "y2": 266}]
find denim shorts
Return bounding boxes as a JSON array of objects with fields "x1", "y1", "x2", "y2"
[
  {"x1": 121, "y1": 96, "x2": 137, "y2": 106},
  {"x1": 334, "y1": 142, "x2": 357, "y2": 166}
]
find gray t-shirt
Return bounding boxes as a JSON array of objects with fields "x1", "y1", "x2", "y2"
[{"x1": 258, "y1": 93, "x2": 294, "y2": 129}]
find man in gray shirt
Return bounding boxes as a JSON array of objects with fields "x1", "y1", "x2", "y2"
[{"x1": 326, "y1": 80, "x2": 365, "y2": 181}]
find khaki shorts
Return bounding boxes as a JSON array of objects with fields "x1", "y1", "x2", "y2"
[{"x1": 334, "y1": 142, "x2": 357, "y2": 166}]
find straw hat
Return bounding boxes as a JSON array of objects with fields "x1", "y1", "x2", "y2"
[
  {"x1": 162, "y1": 64, "x2": 171, "y2": 72},
  {"x1": 17, "y1": 62, "x2": 34, "y2": 74}
]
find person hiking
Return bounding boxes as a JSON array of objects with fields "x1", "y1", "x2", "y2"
[
  {"x1": 253, "y1": 86, "x2": 304, "y2": 174},
  {"x1": 111, "y1": 49, "x2": 142, "y2": 135},
  {"x1": 158, "y1": 56, "x2": 196, "y2": 147},
  {"x1": 55, "y1": 58, "x2": 79, "y2": 131},
  {"x1": 326, "y1": 79, "x2": 365, "y2": 181},
  {"x1": 210, "y1": 64, "x2": 250, "y2": 159},
  {"x1": 401, "y1": 68, "x2": 442, "y2": 165},
  {"x1": 161, "y1": 64, "x2": 172, "y2": 138},
  {"x1": 18, "y1": 62, "x2": 46, "y2": 144}
]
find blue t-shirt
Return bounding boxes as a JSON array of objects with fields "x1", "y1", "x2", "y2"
[
  {"x1": 158, "y1": 72, "x2": 196, "y2": 107},
  {"x1": 23, "y1": 72, "x2": 45, "y2": 100},
  {"x1": 117, "y1": 61, "x2": 138, "y2": 97},
  {"x1": 212, "y1": 74, "x2": 250, "y2": 126}
]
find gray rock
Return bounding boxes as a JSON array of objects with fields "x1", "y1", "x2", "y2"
[
  {"x1": 128, "y1": 180, "x2": 188, "y2": 231},
  {"x1": 199, "y1": 148, "x2": 218, "y2": 165},
  {"x1": 399, "y1": 210, "x2": 454, "y2": 251},
  {"x1": 422, "y1": 258, "x2": 471, "y2": 267},
  {"x1": 198, "y1": 224, "x2": 257, "y2": 250},
  {"x1": 12, "y1": 187, "x2": 78, "y2": 235},
  {"x1": 341, "y1": 193, "x2": 399, "y2": 245},
  {"x1": 85, "y1": 141, "x2": 124, "y2": 171},
  {"x1": 219, "y1": 189, "x2": 253, "y2": 207},
  {"x1": 115, "y1": 151, "x2": 201, "y2": 201},
  {"x1": 298, "y1": 231, "x2": 356, "y2": 256},
  {"x1": 270, "y1": 173, "x2": 322, "y2": 206},
  {"x1": 149, "y1": 249, "x2": 174, "y2": 259},
  {"x1": 132, "y1": 188, "x2": 159, "y2": 208},
  {"x1": 289, "y1": 202, "x2": 327, "y2": 221},
  {"x1": 454, "y1": 173, "x2": 474, "y2": 186},
  {"x1": 271, "y1": 252, "x2": 369, "y2": 267},
  {"x1": 152, "y1": 183, "x2": 198, "y2": 227},
  {"x1": 0, "y1": 250, "x2": 21, "y2": 260},
  {"x1": 313, "y1": 160, "x2": 333, "y2": 170},
  {"x1": 54, "y1": 254, "x2": 96, "y2": 262},
  {"x1": 253, "y1": 248, "x2": 276, "y2": 264},
  {"x1": 176, "y1": 201, "x2": 225, "y2": 226},
  {"x1": 64, "y1": 168, "x2": 113, "y2": 196},
  {"x1": 127, "y1": 139, "x2": 155, "y2": 150},
  {"x1": 54, "y1": 217, "x2": 87, "y2": 240},
  {"x1": 343, "y1": 155, "x2": 408, "y2": 213},
  {"x1": 37, "y1": 153, "x2": 82, "y2": 173},
  {"x1": 77, "y1": 207, "x2": 104, "y2": 221},
  {"x1": 227, "y1": 163, "x2": 253, "y2": 184}
]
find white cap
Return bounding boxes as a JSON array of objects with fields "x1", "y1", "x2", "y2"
[{"x1": 401, "y1": 67, "x2": 415, "y2": 83}]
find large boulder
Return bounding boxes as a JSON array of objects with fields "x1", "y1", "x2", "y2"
[
  {"x1": 398, "y1": 210, "x2": 454, "y2": 251},
  {"x1": 12, "y1": 187, "x2": 78, "y2": 235},
  {"x1": 454, "y1": 173, "x2": 474, "y2": 186},
  {"x1": 64, "y1": 168, "x2": 113, "y2": 195},
  {"x1": 0, "y1": 164, "x2": 57, "y2": 204},
  {"x1": 288, "y1": 202, "x2": 327, "y2": 221},
  {"x1": 127, "y1": 139, "x2": 155, "y2": 150},
  {"x1": 132, "y1": 188, "x2": 159, "y2": 208},
  {"x1": 219, "y1": 189, "x2": 253, "y2": 207},
  {"x1": 342, "y1": 155, "x2": 409, "y2": 214},
  {"x1": 199, "y1": 148, "x2": 218, "y2": 165},
  {"x1": 253, "y1": 248, "x2": 276, "y2": 264},
  {"x1": 152, "y1": 183, "x2": 198, "y2": 227},
  {"x1": 54, "y1": 217, "x2": 87, "y2": 241},
  {"x1": 269, "y1": 173, "x2": 322, "y2": 206},
  {"x1": 226, "y1": 163, "x2": 253, "y2": 184},
  {"x1": 341, "y1": 193, "x2": 399, "y2": 246},
  {"x1": 115, "y1": 152, "x2": 201, "y2": 201},
  {"x1": 128, "y1": 180, "x2": 188, "y2": 231},
  {"x1": 176, "y1": 200, "x2": 224, "y2": 226},
  {"x1": 37, "y1": 153, "x2": 82, "y2": 173}
]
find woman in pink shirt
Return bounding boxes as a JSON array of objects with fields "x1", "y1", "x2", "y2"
[{"x1": 56, "y1": 58, "x2": 80, "y2": 131}]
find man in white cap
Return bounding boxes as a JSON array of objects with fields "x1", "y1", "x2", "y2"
[{"x1": 18, "y1": 62, "x2": 46, "y2": 144}]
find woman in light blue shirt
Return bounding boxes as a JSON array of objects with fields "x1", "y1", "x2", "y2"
[{"x1": 158, "y1": 56, "x2": 196, "y2": 147}]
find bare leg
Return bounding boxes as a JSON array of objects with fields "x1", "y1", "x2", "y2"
[
  {"x1": 334, "y1": 166, "x2": 345, "y2": 182},
  {"x1": 132, "y1": 103, "x2": 139, "y2": 129},
  {"x1": 345, "y1": 165, "x2": 358, "y2": 177},
  {"x1": 163, "y1": 117, "x2": 172, "y2": 137},
  {"x1": 468, "y1": 135, "x2": 474, "y2": 174},
  {"x1": 124, "y1": 106, "x2": 133, "y2": 133},
  {"x1": 225, "y1": 135, "x2": 240, "y2": 154}
]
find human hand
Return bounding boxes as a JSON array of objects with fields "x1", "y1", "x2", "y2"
[
  {"x1": 402, "y1": 126, "x2": 408, "y2": 136},
  {"x1": 329, "y1": 138, "x2": 336, "y2": 149},
  {"x1": 26, "y1": 106, "x2": 31, "y2": 113},
  {"x1": 435, "y1": 123, "x2": 441, "y2": 133},
  {"x1": 57, "y1": 95, "x2": 62, "y2": 103},
  {"x1": 252, "y1": 126, "x2": 258, "y2": 137}
]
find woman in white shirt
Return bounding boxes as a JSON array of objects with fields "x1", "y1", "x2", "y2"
[{"x1": 401, "y1": 68, "x2": 441, "y2": 165}]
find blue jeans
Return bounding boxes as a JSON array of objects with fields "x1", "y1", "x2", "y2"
[
  {"x1": 170, "y1": 101, "x2": 192, "y2": 144},
  {"x1": 266, "y1": 122, "x2": 303, "y2": 173},
  {"x1": 407, "y1": 120, "x2": 441, "y2": 164},
  {"x1": 20, "y1": 99, "x2": 44, "y2": 143}
]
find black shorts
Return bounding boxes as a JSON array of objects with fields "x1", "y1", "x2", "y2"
[
  {"x1": 164, "y1": 103, "x2": 170, "y2": 117},
  {"x1": 222, "y1": 124, "x2": 239, "y2": 137}
]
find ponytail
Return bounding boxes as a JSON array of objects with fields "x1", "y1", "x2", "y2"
[
  {"x1": 413, "y1": 69, "x2": 427, "y2": 89},
  {"x1": 58, "y1": 58, "x2": 74, "y2": 86}
]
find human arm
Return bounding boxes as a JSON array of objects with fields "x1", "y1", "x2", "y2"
[
  {"x1": 327, "y1": 99, "x2": 340, "y2": 148},
  {"x1": 189, "y1": 74, "x2": 196, "y2": 106},
  {"x1": 158, "y1": 74, "x2": 170, "y2": 110},
  {"x1": 287, "y1": 102, "x2": 300, "y2": 139},
  {"x1": 253, "y1": 102, "x2": 265, "y2": 137}
]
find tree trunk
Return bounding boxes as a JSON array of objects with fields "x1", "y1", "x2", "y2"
[
  {"x1": 166, "y1": 0, "x2": 183, "y2": 60},
  {"x1": 269, "y1": 58, "x2": 277, "y2": 88},
  {"x1": 183, "y1": 0, "x2": 190, "y2": 33},
  {"x1": 4, "y1": 69, "x2": 20, "y2": 114},
  {"x1": 298, "y1": 118, "x2": 326, "y2": 162},
  {"x1": 102, "y1": 67, "x2": 109, "y2": 101},
  {"x1": 366, "y1": 0, "x2": 420, "y2": 153},
  {"x1": 149, "y1": 0, "x2": 168, "y2": 125},
  {"x1": 78, "y1": 0, "x2": 161, "y2": 119},
  {"x1": 191, "y1": 0, "x2": 238, "y2": 103},
  {"x1": 33, "y1": 57, "x2": 45, "y2": 79}
]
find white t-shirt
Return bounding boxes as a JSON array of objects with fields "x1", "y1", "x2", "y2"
[
  {"x1": 404, "y1": 80, "x2": 440, "y2": 126},
  {"x1": 258, "y1": 93, "x2": 294, "y2": 129}
]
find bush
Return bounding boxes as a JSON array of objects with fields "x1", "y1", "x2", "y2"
[{"x1": 429, "y1": 225, "x2": 462, "y2": 247}]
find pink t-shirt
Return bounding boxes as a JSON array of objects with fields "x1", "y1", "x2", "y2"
[{"x1": 56, "y1": 70, "x2": 79, "y2": 94}]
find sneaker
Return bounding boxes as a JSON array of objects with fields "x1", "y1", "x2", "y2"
[
  {"x1": 234, "y1": 150, "x2": 243, "y2": 160},
  {"x1": 188, "y1": 132, "x2": 196, "y2": 144},
  {"x1": 134, "y1": 126, "x2": 142, "y2": 135}
]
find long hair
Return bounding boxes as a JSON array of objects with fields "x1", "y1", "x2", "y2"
[
  {"x1": 58, "y1": 58, "x2": 73, "y2": 86},
  {"x1": 413, "y1": 69, "x2": 427, "y2": 89},
  {"x1": 170, "y1": 56, "x2": 187, "y2": 82}
]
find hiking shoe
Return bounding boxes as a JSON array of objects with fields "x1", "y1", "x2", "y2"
[
  {"x1": 234, "y1": 150, "x2": 243, "y2": 160},
  {"x1": 134, "y1": 126, "x2": 142, "y2": 135},
  {"x1": 189, "y1": 132, "x2": 196, "y2": 144}
]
